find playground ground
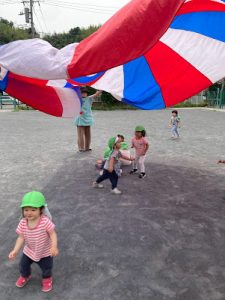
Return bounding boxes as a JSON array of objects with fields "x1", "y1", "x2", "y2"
[{"x1": 0, "y1": 108, "x2": 225, "y2": 300}]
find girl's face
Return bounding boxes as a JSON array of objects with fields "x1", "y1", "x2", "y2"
[
  {"x1": 23, "y1": 206, "x2": 41, "y2": 221},
  {"x1": 172, "y1": 112, "x2": 177, "y2": 117},
  {"x1": 81, "y1": 92, "x2": 88, "y2": 99},
  {"x1": 114, "y1": 142, "x2": 121, "y2": 150},
  {"x1": 135, "y1": 131, "x2": 142, "y2": 138}
]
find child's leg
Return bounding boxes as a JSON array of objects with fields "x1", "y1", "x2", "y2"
[
  {"x1": 132, "y1": 156, "x2": 139, "y2": 170},
  {"x1": 171, "y1": 126, "x2": 176, "y2": 137},
  {"x1": 174, "y1": 126, "x2": 179, "y2": 137},
  {"x1": 108, "y1": 170, "x2": 118, "y2": 189},
  {"x1": 37, "y1": 256, "x2": 53, "y2": 279},
  {"x1": 96, "y1": 169, "x2": 110, "y2": 184},
  {"x1": 77, "y1": 126, "x2": 85, "y2": 150},
  {"x1": 172, "y1": 126, "x2": 179, "y2": 137},
  {"x1": 19, "y1": 253, "x2": 33, "y2": 278},
  {"x1": 138, "y1": 156, "x2": 146, "y2": 173},
  {"x1": 84, "y1": 126, "x2": 91, "y2": 150}
]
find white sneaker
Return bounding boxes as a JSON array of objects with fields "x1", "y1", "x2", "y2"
[
  {"x1": 111, "y1": 188, "x2": 122, "y2": 195},
  {"x1": 92, "y1": 182, "x2": 104, "y2": 188}
]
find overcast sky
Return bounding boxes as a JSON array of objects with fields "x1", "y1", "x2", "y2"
[{"x1": 0, "y1": 0, "x2": 130, "y2": 35}]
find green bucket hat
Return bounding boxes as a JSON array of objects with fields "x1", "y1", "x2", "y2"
[
  {"x1": 20, "y1": 191, "x2": 46, "y2": 208},
  {"x1": 135, "y1": 125, "x2": 145, "y2": 132},
  {"x1": 108, "y1": 137, "x2": 119, "y2": 150}
]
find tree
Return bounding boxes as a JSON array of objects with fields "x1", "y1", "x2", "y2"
[
  {"x1": 0, "y1": 18, "x2": 30, "y2": 44},
  {"x1": 43, "y1": 25, "x2": 100, "y2": 49}
]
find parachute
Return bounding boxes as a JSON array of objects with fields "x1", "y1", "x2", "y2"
[{"x1": 0, "y1": 0, "x2": 225, "y2": 117}]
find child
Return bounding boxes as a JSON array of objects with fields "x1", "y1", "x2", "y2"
[
  {"x1": 93, "y1": 137, "x2": 134, "y2": 194},
  {"x1": 169, "y1": 110, "x2": 181, "y2": 138},
  {"x1": 218, "y1": 160, "x2": 225, "y2": 164},
  {"x1": 8, "y1": 191, "x2": 58, "y2": 293},
  {"x1": 130, "y1": 125, "x2": 149, "y2": 178},
  {"x1": 74, "y1": 87, "x2": 101, "y2": 152},
  {"x1": 118, "y1": 134, "x2": 132, "y2": 166}
]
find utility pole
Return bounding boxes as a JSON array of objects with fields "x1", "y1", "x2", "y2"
[
  {"x1": 29, "y1": 0, "x2": 35, "y2": 38},
  {"x1": 21, "y1": 0, "x2": 38, "y2": 38}
]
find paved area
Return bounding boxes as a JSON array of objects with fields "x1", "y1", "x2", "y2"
[{"x1": 0, "y1": 109, "x2": 225, "y2": 300}]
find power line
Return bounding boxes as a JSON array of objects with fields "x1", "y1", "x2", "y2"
[
  {"x1": 33, "y1": 5, "x2": 44, "y2": 33},
  {"x1": 49, "y1": 0, "x2": 120, "y2": 10},
  {"x1": 0, "y1": 0, "x2": 21, "y2": 4},
  {"x1": 46, "y1": 1, "x2": 116, "y2": 12},
  {"x1": 38, "y1": 2, "x2": 49, "y2": 33},
  {"x1": 43, "y1": 1, "x2": 117, "y2": 14}
]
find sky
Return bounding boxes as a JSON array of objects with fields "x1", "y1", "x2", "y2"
[{"x1": 0, "y1": 0, "x2": 130, "y2": 35}]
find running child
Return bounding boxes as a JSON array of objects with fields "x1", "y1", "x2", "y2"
[
  {"x1": 8, "y1": 191, "x2": 58, "y2": 293},
  {"x1": 169, "y1": 110, "x2": 181, "y2": 138},
  {"x1": 130, "y1": 126, "x2": 149, "y2": 178},
  {"x1": 93, "y1": 137, "x2": 134, "y2": 194}
]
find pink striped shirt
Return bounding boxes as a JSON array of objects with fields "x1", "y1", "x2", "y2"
[{"x1": 16, "y1": 215, "x2": 55, "y2": 262}]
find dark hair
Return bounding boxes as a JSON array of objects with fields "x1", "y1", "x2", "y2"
[
  {"x1": 80, "y1": 87, "x2": 88, "y2": 94},
  {"x1": 117, "y1": 134, "x2": 124, "y2": 141},
  {"x1": 141, "y1": 130, "x2": 146, "y2": 137},
  {"x1": 172, "y1": 110, "x2": 178, "y2": 115},
  {"x1": 22, "y1": 206, "x2": 44, "y2": 217}
]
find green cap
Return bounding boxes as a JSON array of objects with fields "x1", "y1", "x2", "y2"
[
  {"x1": 135, "y1": 125, "x2": 145, "y2": 132},
  {"x1": 20, "y1": 191, "x2": 46, "y2": 208},
  {"x1": 108, "y1": 137, "x2": 118, "y2": 150}
]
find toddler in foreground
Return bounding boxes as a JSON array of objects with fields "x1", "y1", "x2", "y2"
[{"x1": 8, "y1": 191, "x2": 58, "y2": 293}]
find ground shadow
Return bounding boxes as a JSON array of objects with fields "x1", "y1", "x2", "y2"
[{"x1": 2, "y1": 155, "x2": 225, "y2": 300}]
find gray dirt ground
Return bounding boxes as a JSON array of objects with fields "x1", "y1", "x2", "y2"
[{"x1": 0, "y1": 109, "x2": 225, "y2": 300}]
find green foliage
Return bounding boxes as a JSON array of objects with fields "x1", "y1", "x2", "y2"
[
  {"x1": 43, "y1": 25, "x2": 100, "y2": 49},
  {"x1": 173, "y1": 101, "x2": 208, "y2": 108},
  {"x1": 101, "y1": 91, "x2": 118, "y2": 105},
  {"x1": 0, "y1": 18, "x2": 30, "y2": 44}
]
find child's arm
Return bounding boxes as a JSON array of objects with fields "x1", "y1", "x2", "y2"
[
  {"x1": 144, "y1": 143, "x2": 149, "y2": 154},
  {"x1": 108, "y1": 157, "x2": 115, "y2": 173},
  {"x1": 121, "y1": 154, "x2": 135, "y2": 161},
  {"x1": 49, "y1": 230, "x2": 59, "y2": 257},
  {"x1": 90, "y1": 90, "x2": 102, "y2": 99},
  {"x1": 8, "y1": 235, "x2": 24, "y2": 260}
]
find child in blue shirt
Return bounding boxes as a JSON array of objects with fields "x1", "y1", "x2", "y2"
[{"x1": 74, "y1": 87, "x2": 101, "y2": 152}]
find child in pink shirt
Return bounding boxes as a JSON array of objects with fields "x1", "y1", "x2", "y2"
[
  {"x1": 8, "y1": 191, "x2": 58, "y2": 293},
  {"x1": 130, "y1": 125, "x2": 149, "y2": 178}
]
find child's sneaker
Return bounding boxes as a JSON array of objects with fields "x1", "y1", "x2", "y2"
[
  {"x1": 111, "y1": 188, "x2": 122, "y2": 195},
  {"x1": 139, "y1": 172, "x2": 146, "y2": 178},
  {"x1": 129, "y1": 168, "x2": 138, "y2": 174},
  {"x1": 92, "y1": 182, "x2": 104, "y2": 188},
  {"x1": 42, "y1": 277, "x2": 53, "y2": 292},
  {"x1": 16, "y1": 275, "x2": 31, "y2": 288}
]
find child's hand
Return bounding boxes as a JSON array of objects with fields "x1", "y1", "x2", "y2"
[
  {"x1": 50, "y1": 246, "x2": 59, "y2": 257},
  {"x1": 8, "y1": 250, "x2": 17, "y2": 260},
  {"x1": 130, "y1": 156, "x2": 135, "y2": 161}
]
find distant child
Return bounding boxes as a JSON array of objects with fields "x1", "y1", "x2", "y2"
[
  {"x1": 93, "y1": 137, "x2": 134, "y2": 194},
  {"x1": 130, "y1": 126, "x2": 149, "y2": 178},
  {"x1": 74, "y1": 87, "x2": 101, "y2": 152},
  {"x1": 218, "y1": 160, "x2": 225, "y2": 164},
  {"x1": 8, "y1": 191, "x2": 58, "y2": 293},
  {"x1": 169, "y1": 110, "x2": 181, "y2": 138}
]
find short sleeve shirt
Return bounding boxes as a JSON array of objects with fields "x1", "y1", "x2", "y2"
[
  {"x1": 132, "y1": 137, "x2": 148, "y2": 156},
  {"x1": 16, "y1": 215, "x2": 55, "y2": 262},
  {"x1": 171, "y1": 116, "x2": 180, "y2": 127},
  {"x1": 74, "y1": 97, "x2": 94, "y2": 126},
  {"x1": 104, "y1": 150, "x2": 122, "y2": 175}
]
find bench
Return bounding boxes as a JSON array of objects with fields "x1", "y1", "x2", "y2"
[{"x1": 0, "y1": 95, "x2": 18, "y2": 109}]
